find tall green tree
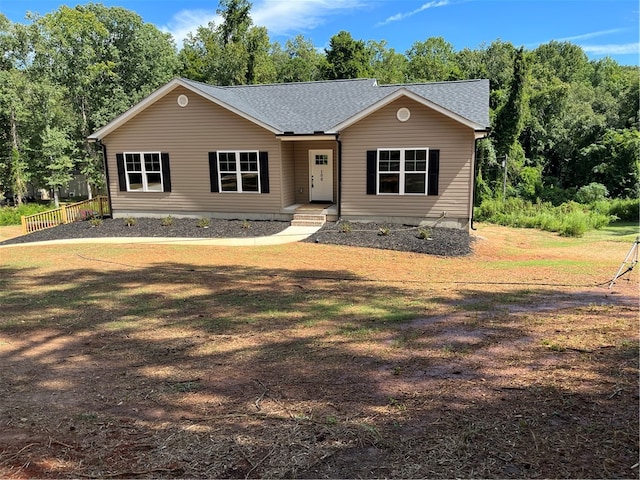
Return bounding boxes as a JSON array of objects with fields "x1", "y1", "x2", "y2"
[
  {"x1": 406, "y1": 37, "x2": 460, "y2": 82},
  {"x1": 217, "y1": 0, "x2": 252, "y2": 46},
  {"x1": 244, "y1": 26, "x2": 276, "y2": 84},
  {"x1": 0, "y1": 16, "x2": 31, "y2": 201},
  {"x1": 490, "y1": 47, "x2": 528, "y2": 196},
  {"x1": 367, "y1": 40, "x2": 407, "y2": 84},
  {"x1": 179, "y1": 22, "x2": 221, "y2": 82},
  {"x1": 323, "y1": 31, "x2": 371, "y2": 80},
  {"x1": 180, "y1": 0, "x2": 274, "y2": 85},
  {"x1": 580, "y1": 129, "x2": 640, "y2": 198},
  {"x1": 492, "y1": 47, "x2": 528, "y2": 158},
  {"x1": 272, "y1": 35, "x2": 325, "y2": 83},
  {"x1": 482, "y1": 40, "x2": 518, "y2": 111},
  {"x1": 531, "y1": 41, "x2": 592, "y2": 85},
  {"x1": 29, "y1": 4, "x2": 179, "y2": 196},
  {"x1": 41, "y1": 126, "x2": 76, "y2": 207}
]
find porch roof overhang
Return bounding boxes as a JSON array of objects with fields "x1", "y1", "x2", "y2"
[{"x1": 276, "y1": 133, "x2": 338, "y2": 142}]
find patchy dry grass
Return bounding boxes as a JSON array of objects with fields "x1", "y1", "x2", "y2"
[{"x1": 0, "y1": 224, "x2": 638, "y2": 478}]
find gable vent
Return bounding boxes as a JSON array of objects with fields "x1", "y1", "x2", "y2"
[
  {"x1": 177, "y1": 94, "x2": 189, "y2": 107},
  {"x1": 397, "y1": 107, "x2": 411, "y2": 122}
]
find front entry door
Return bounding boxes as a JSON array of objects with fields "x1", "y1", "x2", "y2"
[{"x1": 309, "y1": 150, "x2": 333, "y2": 202}]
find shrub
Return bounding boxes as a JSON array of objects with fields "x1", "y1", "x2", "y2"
[
  {"x1": 417, "y1": 227, "x2": 432, "y2": 240},
  {"x1": 76, "y1": 209, "x2": 97, "y2": 221},
  {"x1": 124, "y1": 217, "x2": 137, "y2": 227},
  {"x1": 89, "y1": 217, "x2": 103, "y2": 227},
  {"x1": 475, "y1": 196, "x2": 615, "y2": 237},
  {"x1": 608, "y1": 197, "x2": 640, "y2": 222},
  {"x1": 161, "y1": 216, "x2": 174, "y2": 226},
  {"x1": 0, "y1": 203, "x2": 55, "y2": 226},
  {"x1": 575, "y1": 183, "x2": 609, "y2": 204},
  {"x1": 339, "y1": 221, "x2": 352, "y2": 233},
  {"x1": 378, "y1": 226, "x2": 391, "y2": 236},
  {"x1": 197, "y1": 217, "x2": 210, "y2": 228},
  {"x1": 241, "y1": 219, "x2": 250, "y2": 229},
  {"x1": 559, "y1": 212, "x2": 589, "y2": 237}
]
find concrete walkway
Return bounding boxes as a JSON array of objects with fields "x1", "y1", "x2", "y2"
[{"x1": 0, "y1": 225, "x2": 323, "y2": 248}]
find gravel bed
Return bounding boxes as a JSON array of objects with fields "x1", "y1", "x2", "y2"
[
  {"x1": 1, "y1": 217, "x2": 473, "y2": 256},
  {"x1": 305, "y1": 221, "x2": 472, "y2": 256},
  {"x1": 0, "y1": 217, "x2": 290, "y2": 245}
]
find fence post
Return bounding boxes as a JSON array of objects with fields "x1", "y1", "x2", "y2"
[
  {"x1": 61, "y1": 205, "x2": 68, "y2": 224},
  {"x1": 21, "y1": 215, "x2": 27, "y2": 234}
]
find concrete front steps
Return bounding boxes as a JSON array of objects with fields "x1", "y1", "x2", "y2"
[{"x1": 291, "y1": 213, "x2": 326, "y2": 227}]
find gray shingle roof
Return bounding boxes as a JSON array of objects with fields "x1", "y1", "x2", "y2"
[{"x1": 182, "y1": 77, "x2": 490, "y2": 134}]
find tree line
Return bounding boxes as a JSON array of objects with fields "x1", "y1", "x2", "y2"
[{"x1": 1, "y1": 0, "x2": 638, "y2": 208}]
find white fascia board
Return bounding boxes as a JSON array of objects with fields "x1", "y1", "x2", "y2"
[
  {"x1": 88, "y1": 78, "x2": 281, "y2": 141},
  {"x1": 277, "y1": 134, "x2": 337, "y2": 141},
  {"x1": 327, "y1": 88, "x2": 485, "y2": 133}
]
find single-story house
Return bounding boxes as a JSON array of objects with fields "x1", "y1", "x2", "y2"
[{"x1": 88, "y1": 77, "x2": 490, "y2": 230}]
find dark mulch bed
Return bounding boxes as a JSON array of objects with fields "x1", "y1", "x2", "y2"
[
  {"x1": 0, "y1": 217, "x2": 290, "y2": 245},
  {"x1": 1, "y1": 217, "x2": 472, "y2": 256},
  {"x1": 305, "y1": 221, "x2": 472, "y2": 256}
]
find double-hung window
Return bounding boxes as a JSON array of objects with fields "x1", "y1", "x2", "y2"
[
  {"x1": 124, "y1": 152, "x2": 163, "y2": 192},
  {"x1": 377, "y1": 148, "x2": 428, "y2": 195},
  {"x1": 218, "y1": 151, "x2": 260, "y2": 193}
]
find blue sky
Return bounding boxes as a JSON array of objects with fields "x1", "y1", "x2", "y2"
[{"x1": 2, "y1": 0, "x2": 639, "y2": 66}]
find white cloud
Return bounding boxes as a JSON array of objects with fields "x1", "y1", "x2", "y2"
[
  {"x1": 161, "y1": 9, "x2": 219, "y2": 46},
  {"x1": 253, "y1": 0, "x2": 367, "y2": 36},
  {"x1": 557, "y1": 28, "x2": 624, "y2": 42},
  {"x1": 531, "y1": 29, "x2": 640, "y2": 57},
  {"x1": 580, "y1": 43, "x2": 639, "y2": 55},
  {"x1": 377, "y1": 0, "x2": 450, "y2": 27},
  {"x1": 162, "y1": 0, "x2": 367, "y2": 47}
]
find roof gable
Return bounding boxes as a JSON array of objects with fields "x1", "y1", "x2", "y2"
[
  {"x1": 328, "y1": 86, "x2": 488, "y2": 133},
  {"x1": 89, "y1": 77, "x2": 490, "y2": 141}
]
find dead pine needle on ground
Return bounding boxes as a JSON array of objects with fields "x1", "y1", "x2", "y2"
[{"x1": 0, "y1": 223, "x2": 638, "y2": 478}]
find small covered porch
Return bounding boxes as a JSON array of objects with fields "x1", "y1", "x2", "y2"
[{"x1": 278, "y1": 134, "x2": 340, "y2": 226}]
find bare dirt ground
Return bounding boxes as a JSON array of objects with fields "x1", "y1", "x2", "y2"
[{"x1": 0, "y1": 224, "x2": 638, "y2": 479}]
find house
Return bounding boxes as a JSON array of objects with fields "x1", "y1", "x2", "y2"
[{"x1": 88, "y1": 77, "x2": 490, "y2": 230}]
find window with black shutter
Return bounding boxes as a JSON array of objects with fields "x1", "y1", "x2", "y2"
[
  {"x1": 366, "y1": 148, "x2": 439, "y2": 195},
  {"x1": 115, "y1": 151, "x2": 170, "y2": 192},
  {"x1": 208, "y1": 151, "x2": 269, "y2": 193}
]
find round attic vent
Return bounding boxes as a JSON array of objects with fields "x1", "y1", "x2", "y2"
[
  {"x1": 177, "y1": 94, "x2": 189, "y2": 107},
  {"x1": 397, "y1": 107, "x2": 411, "y2": 122}
]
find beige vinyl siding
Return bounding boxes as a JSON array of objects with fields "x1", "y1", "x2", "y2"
[
  {"x1": 280, "y1": 141, "x2": 295, "y2": 206},
  {"x1": 340, "y1": 97, "x2": 476, "y2": 223},
  {"x1": 103, "y1": 86, "x2": 283, "y2": 216}
]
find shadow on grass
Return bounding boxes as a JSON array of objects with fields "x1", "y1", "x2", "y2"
[{"x1": 0, "y1": 263, "x2": 637, "y2": 478}]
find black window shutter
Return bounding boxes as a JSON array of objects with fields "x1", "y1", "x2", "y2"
[
  {"x1": 161, "y1": 153, "x2": 171, "y2": 192},
  {"x1": 208, "y1": 152, "x2": 219, "y2": 192},
  {"x1": 366, "y1": 150, "x2": 377, "y2": 195},
  {"x1": 259, "y1": 151, "x2": 269, "y2": 194},
  {"x1": 116, "y1": 153, "x2": 127, "y2": 191},
  {"x1": 427, "y1": 149, "x2": 440, "y2": 196}
]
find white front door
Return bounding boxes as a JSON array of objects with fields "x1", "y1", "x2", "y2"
[{"x1": 309, "y1": 150, "x2": 333, "y2": 202}]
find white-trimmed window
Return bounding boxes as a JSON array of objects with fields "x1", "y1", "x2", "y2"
[
  {"x1": 218, "y1": 151, "x2": 260, "y2": 193},
  {"x1": 124, "y1": 152, "x2": 163, "y2": 192},
  {"x1": 377, "y1": 148, "x2": 428, "y2": 194}
]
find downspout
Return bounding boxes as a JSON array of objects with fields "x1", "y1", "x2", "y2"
[
  {"x1": 470, "y1": 130, "x2": 490, "y2": 231},
  {"x1": 336, "y1": 135, "x2": 342, "y2": 217},
  {"x1": 470, "y1": 136, "x2": 479, "y2": 230},
  {"x1": 98, "y1": 140, "x2": 113, "y2": 218}
]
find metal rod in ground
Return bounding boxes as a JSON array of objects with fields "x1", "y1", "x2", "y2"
[{"x1": 608, "y1": 236, "x2": 639, "y2": 289}]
